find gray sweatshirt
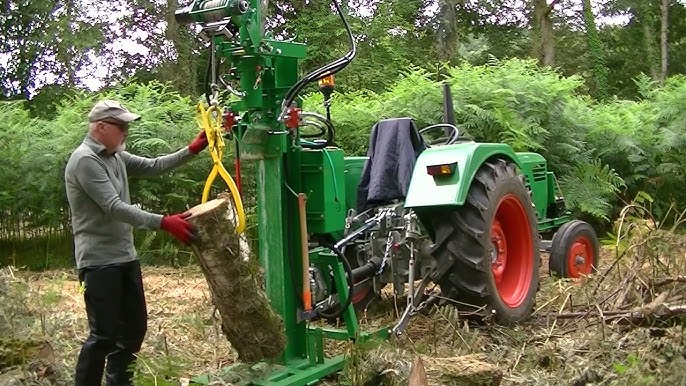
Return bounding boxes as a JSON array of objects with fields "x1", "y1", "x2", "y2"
[{"x1": 64, "y1": 134, "x2": 195, "y2": 269}]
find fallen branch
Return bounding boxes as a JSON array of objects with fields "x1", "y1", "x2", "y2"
[
  {"x1": 641, "y1": 291, "x2": 669, "y2": 316},
  {"x1": 551, "y1": 310, "x2": 628, "y2": 319},
  {"x1": 552, "y1": 305, "x2": 686, "y2": 327},
  {"x1": 607, "y1": 305, "x2": 686, "y2": 327},
  {"x1": 653, "y1": 275, "x2": 686, "y2": 287}
]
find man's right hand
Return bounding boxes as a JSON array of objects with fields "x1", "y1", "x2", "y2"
[
  {"x1": 161, "y1": 212, "x2": 195, "y2": 244},
  {"x1": 188, "y1": 130, "x2": 209, "y2": 154}
]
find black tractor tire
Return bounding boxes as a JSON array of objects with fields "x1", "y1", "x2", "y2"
[
  {"x1": 428, "y1": 159, "x2": 540, "y2": 325},
  {"x1": 549, "y1": 220, "x2": 599, "y2": 279}
]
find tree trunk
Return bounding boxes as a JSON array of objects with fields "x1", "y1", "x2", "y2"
[
  {"x1": 643, "y1": 22, "x2": 660, "y2": 81},
  {"x1": 187, "y1": 194, "x2": 286, "y2": 363},
  {"x1": 660, "y1": 0, "x2": 669, "y2": 84},
  {"x1": 531, "y1": 0, "x2": 560, "y2": 67},
  {"x1": 165, "y1": 0, "x2": 199, "y2": 96},
  {"x1": 581, "y1": 0, "x2": 609, "y2": 100},
  {"x1": 637, "y1": 2, "x2": 660, "y2": 81},
  {"x1": 436, "y1": 0, "x2": 460, "y2": 63}
]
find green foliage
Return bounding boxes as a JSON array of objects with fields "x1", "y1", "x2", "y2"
[
  {"x1": 559, "y1": 160, "x2": 626, "y2": 221},
  {"x1": 130, "y1": 352, "x2": 186, "y2": 386},
  {"x1": 582, "y1": 0, "x2": 611, "y2": 100},
  {"x1": 304, "y1": 59, "x2": 686, "y2": 223},
  {"x1": 5, "y1": 59, "x2": 686, "y2": 266},
  {"x1": 610, "y1": 353, "x2": 658, "y2": 385},
  {"x1": 0, "y1": 81, "x2": 212, "y2": 268},
  {"x1": 0, "y1": 1, "x2": 105, "y2": 98},
  {"x1": 279, "y1": 0, "x2": 434, "y2": 94}
]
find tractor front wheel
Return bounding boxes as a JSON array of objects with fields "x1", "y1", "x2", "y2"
[
  {"x1": 549, "y1": 220, "x2": 599, "y2": 278},
  {"x1": 429, "y1": 159, "x2": 540, "y2": 324}
]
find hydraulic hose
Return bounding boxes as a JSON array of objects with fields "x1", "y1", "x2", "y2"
[
  {"x1": 315, "y1": 210, "x2": 386, "y2": 319},
  {"x1": 299, "y1": 125, "x2": 334, "y2": 150},
  {"x1": 279, "y1": 0, "x2": 356, "y2": 120},
  {"x1": 204, "y1": 51, "x2": 213, "y2": 105},
  {"x1": 351, "y1": 256, "x2": 382, "y2": 283},
  {"x1": 316, "y1": 243, "x2": 354, "y2": 320}
]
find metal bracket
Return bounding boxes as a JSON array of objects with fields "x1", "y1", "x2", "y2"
[
  {"x1": 391, "y1": 275, "x2": 435, "y2": 336},
  {"x1": 199, "y1": 20, "x2": 234, "y2": 42}
]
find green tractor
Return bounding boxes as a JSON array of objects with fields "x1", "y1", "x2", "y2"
[
  {"x1": 176, "y1": 0, "x2": 600, "y2": 383},
  {"x1": 303, "y1": 83, "x2": 599, "y2": 329}
]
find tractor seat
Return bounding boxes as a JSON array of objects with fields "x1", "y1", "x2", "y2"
[{"x1": 356, "y1": 118, "x2": 427, "y2": 212}]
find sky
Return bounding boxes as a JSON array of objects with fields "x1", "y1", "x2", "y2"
[
  {"x1": 12, "y1": 0, "x2": 683, "y2": 95},
  {"x1": 78, "y1": 0, "x2": 630, "y2": 91}
]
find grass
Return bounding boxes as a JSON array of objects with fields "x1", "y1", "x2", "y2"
[{"x1": 2, "y1": 222, "x2": 686, "y2": 385}]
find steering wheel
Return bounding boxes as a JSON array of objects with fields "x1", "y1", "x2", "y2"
[{"x1": 418, "y1": 123, "x2": 461, "y2": 147}]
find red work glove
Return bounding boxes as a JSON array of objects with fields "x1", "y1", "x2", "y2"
[
  {"x1": 189, "y1": 130, "x2": 209, "y2": 154},
  {"x1": 160, "y1": 212, "x2": 195, "y2": 244}
]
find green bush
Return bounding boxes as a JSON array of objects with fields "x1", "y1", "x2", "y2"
[
  {"x1": 304, "y1": 58, "x2": 627, "y2": 221},
  {"x1": 0, "y1": 81, "x2": 220, "y2": 268},
  {"x1": 5, "y1": 60, "x2": 686, "y2": 267}
]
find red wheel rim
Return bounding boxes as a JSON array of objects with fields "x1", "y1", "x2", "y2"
[
  {"x1": 566, "y1": 236, "x2": 594, "y2": 278},
  {"x1": 491, "y1": 194, "x2": 534, "y2": 308},
  {"x1": 491, "y1": 220, "x2": 507, "y2": 285},
  {"x1": 352, "y1": 279, "x2": 371, "y2": 304}
]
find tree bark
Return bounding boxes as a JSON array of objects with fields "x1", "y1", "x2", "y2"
[
  {"x1": 436, "y1": 0, "x2": 460, "y2": 63},
  {"x1": 531, "y1": 0, "x2": 560, "y2": 67},
  {"x1": 581, "y1": 0, "x2": 609, "y2": 99},
  {"x1": 637, "y1": 2, "x2": 660, "y2": 81},
  {"x1": 187, "y1": 194, "x2": 286, "y2": 363},
  {"x1": 660, "y1": 0, "x2": 669, "y2": 84},
  {"x1": 165, "y1": 0, "x2": 199, "y2": 96}
]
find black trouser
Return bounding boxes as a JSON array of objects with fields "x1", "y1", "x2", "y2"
[{"x1": 74, "y1": 260, "x2": 147, "y2": 386}]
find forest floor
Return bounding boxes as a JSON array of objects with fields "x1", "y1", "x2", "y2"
[{"x1": 1, "y1": 222, "x2": 685, "y2": 385}]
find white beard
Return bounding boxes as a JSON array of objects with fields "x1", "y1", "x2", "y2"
[{"x1": 115, "y1": 143, "x2": 127, "y2": 153}]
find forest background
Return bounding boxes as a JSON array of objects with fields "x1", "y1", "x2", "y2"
[{"x1": 2, "y1": 0, "x2": 686, "y2": 269}]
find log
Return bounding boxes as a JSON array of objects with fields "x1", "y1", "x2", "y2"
[
  {"x1": 408, "y1": 357, "x2": 428, "y2": 386},
  {"x1": 187, "y1": 193, "x2": 285, "y2": 363},
  {"x1": 348, "y1": 345, "x2": 502, "y2": 386}
]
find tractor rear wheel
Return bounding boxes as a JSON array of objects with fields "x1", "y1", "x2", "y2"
[
  {"x1": 429, "y1": 159, "x2": 540, "y2": 324},
  {"x1": 549, "y1": 220, "x2": 599, "y2": 278}
]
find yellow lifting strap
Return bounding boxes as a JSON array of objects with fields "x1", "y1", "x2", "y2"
[{"x1": 196, "y1": 102, "x2": 246, "y2": 234}]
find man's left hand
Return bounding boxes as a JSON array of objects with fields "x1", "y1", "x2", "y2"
[{"x1": 189, "y1": 130, "x2": 209, "y2": 154}]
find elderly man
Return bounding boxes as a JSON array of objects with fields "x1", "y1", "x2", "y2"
[{"x1": 64, "y1": 99, "x2": 207, "y2": 385}]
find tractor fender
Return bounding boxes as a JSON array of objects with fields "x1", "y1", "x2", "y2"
[{"x1": 405, "y1": 142, "x2": 522, "y2": 208}]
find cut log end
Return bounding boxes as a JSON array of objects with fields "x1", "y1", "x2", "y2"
[{"x1": 186, "y1": 197, "x2": 227, "y2": 220}]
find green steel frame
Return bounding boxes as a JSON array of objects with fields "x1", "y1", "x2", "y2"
[
  {"x1": 180, "y1": 1, "x2": 387, "y2": 384},
  {"x1": 180, "y1": 1, "x2": 574, "y2": 384}
]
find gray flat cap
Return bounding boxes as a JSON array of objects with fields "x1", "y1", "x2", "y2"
[{"x1": 88, "y1": 100, "x2": 141, "y2": 123}]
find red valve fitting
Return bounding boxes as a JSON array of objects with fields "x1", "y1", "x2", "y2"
[
  {"x1": 284, "y1": 107, "x2": 301, "y2": 130},
  {"x1": 223, "y1": 110, "x2": 237, "y2": 133}
]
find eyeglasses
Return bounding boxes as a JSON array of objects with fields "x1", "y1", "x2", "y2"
[{"x1": 101, "y1": 120, "x2": 129, "y2": 132}]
